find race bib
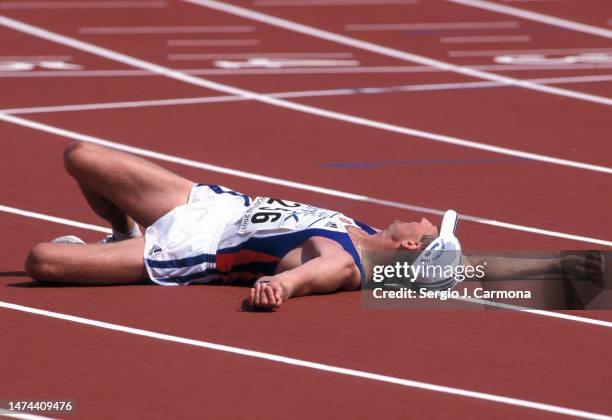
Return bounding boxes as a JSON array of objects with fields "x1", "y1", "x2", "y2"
[{"x1": 239, "y1": 197, "x2": 308, "y2": 234}]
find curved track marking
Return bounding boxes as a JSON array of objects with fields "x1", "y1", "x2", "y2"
[
  {"x1": 1, "y1": 301, "x2": 610, "y2": 419},
  {"x1": 1, "y1": 15, "x2": 612, "y2": 176}
]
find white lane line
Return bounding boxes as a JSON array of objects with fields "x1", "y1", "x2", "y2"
[
  {"x1": 0, "y1": 204, "x2": 111, "y2": 233},
  {"x1": 526, "y1": 74, "x2": 612, "y2": 85},
  {"x1": 0, "y1": 1, "x2": 167, "y2": 9},
  {"x1": 455, "y1": 63, "x2": 612, "y2": 71},
  {"x1": 3, "y1": 204, "x2": 612, "y2": 329},
  {"x1": 0, "y1": 55, "x2": 72, "y2": 61},
  {"x1": 180, "y1": 0, "x2": 612, "y2": 108},
  {"x1": 0, "y1": 408, "x2": 60, "y2": 420},
  {"x1": 166, "y1": 51, "x2": 354, "y2": 59},
  {"x1": 0, "y1": 301, "x2": 610, "y2": 419},
  {"x1": 494, "y1": 53, "x2": 612, "y2": 66},
  {"x1": 449, "y1": 47, "x2": 612, "y2": 57},
  {"x1": 529, "y1": 74, "x2": 612, "y2": 84},
  {"x1": 0, "y1": 69, "x2": 155, "y2": 78},
  {"x1": 345, "y1": 21, "x2": 521, "y2": 31},
  {"x1": 254, "y1": 0, "x2": 418, "y2": 5},
  {"x1": 6, "y1": 73, "x2": 612, "y2": 115},
  {"x1": 2, "y1": 112, "x2": 612, "y2": 248},
  {"x1": 79, "y1": 25, "x2": 256, "y2": 34},
  {"x1": 2, "y1": 94, "x2": 243, "y2": 114},
  {"x1": 440, "y1": 35, "x2": 532, "y2": 43},
  {"x1": 456, "y1": 297, "x2": 612, "y2": 328},
  {"x1": 2, "y1": 15, "x2": 612, "y2": 178},
  {"x1": 213, "y1": 58, "x2": 360, "y2": 68},
  {"x1": 5, "y1": 62, "x2": 612, "y2": 78},
  {"x1": 167, "y1": 39, "x2": 260, "y2": 46},
  {"x1": 446, "y1": 0, "x2": 612, "y2": 40},
  {"x1": 501, "y1": 0, "x2": 578, "y2": 2}
]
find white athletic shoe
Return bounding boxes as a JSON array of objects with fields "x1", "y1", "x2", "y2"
[
  {"x1": 99, "y1": 232, "x2": 142, "y2": 244},
  {"x1": 52, "y1": 233, "x2": 137, "y2": 245},
  {"x1": 99, "y1": 234, "x2": 117, "y2": 244},
  {"x1": 51, "y1": 235, "x2": 86, "y2": 244}
]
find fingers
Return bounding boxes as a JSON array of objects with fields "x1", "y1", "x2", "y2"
[
  {"x1": 562, "y1": 252, "x2": 604, "y2": 281},
  {"x1": 263, "y1": 285, "x2": 274, "y2": 305},
  {"x1": 585, "y1": 252, "x2": 603, "y2": 268},
  {"x1": 255, "y1": 282, "x2": 266, "y2": 307},
  {"x1": 250, "y1": 282, "x2": 264, "y2": 307},
  {"x1": 255, "y1": 282, "x2": 269, "y2": 306},
  {"x1": 249, "y1": 280, "x2": 282, "y2": 310},
  {"x1": 274, "y1": 285, "x2": 283, "y2": 303}
]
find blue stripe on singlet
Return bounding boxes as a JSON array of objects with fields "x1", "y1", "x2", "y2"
[
  {"x1": 355, "y1": 220, "x2": 376, "y2": 235},
  {"x1": 199, "y1": 183, "x2": 251, "y2": 206},
  {"x1": 146, "y1": 253, "x2": 216, "y2": 269},
  {"x1": 240, "y1": 228, "x2": 366, "y2": 281},
  {"x1": 217, "y1": 244, "x2": 243, "y2": 254},
  {"x1": 154, "y1": 268, "x2": 221, "y2": 285}
]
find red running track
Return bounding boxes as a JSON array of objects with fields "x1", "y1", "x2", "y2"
[{"x1": 1, "y1": 1, "x2": 611, "y2": 419}]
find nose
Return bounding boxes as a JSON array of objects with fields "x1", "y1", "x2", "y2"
[{"x1": 420, "y1": 218, "x2": 433, "y2": 227}]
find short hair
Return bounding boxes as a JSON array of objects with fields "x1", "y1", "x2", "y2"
[{"x1": 419, "y1": 224, "x2": 440, "y2": 250}]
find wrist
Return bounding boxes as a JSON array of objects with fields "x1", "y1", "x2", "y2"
[{"x1": 276, "y1": 274, "x2": 295, "y2": 299}]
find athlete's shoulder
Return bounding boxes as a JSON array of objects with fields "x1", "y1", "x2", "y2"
[{"x1": 307, "y1": 235, "x2": 350, "y2": 253}]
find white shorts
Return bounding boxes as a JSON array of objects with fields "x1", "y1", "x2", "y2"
[{"x1": 143, "y1": 184, "x2": 250, "y2": 285}]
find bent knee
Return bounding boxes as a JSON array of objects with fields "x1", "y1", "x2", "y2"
[
  {"x1": 63, "y1": 142, "x2": 102, "y2": 176},
  {"x1": 25, "y1": 243, "x2": 59, "y2": 281}
]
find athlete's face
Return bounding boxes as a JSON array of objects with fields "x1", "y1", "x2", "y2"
[{"x1": 388, "y1": 218, "x2": 438, "y2": 250}]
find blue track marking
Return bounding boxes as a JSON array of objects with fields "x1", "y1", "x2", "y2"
[{"x1": 321, "y1": 157, "x2": 527, "y2": 169}]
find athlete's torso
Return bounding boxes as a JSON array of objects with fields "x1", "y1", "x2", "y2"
[
  {"x1": 143, "y1": 186, "x2": 376, "y2": 286},
  {"x1": 213, "y1": 196, "x2": 376, "y2": 283}
]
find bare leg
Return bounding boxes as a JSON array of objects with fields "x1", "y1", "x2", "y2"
[
  {"x1": 25, "y1": 142, "x2": 196, "y2": 284},
  {"x1": 26, "y1": 237, "x2": 147, "y2": 284},
  {"x1": 63, "y1": 142, "x2": 194, "y2": 229}
]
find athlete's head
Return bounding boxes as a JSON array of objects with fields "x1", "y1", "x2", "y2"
[{"x1": 386, "y1": 218, "x2": 439, "y2": 251}]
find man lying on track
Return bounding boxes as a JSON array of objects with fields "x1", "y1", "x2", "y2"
[
  {"x1": 25, "y1": 143, "x2": 607, "y2": 310},
  {"x1": 25, "y1": 142, "x2": 443, "y2": 309}
]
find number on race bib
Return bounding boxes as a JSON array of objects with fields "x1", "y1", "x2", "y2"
[
  {"x1": 252, "y1": 212, "x2": 281, "y2": 224},
  {"x1": 265, "y1": 198, "x2": 301, "y2": 207},
  {"x1": 239, "y1": 197, "x2": 305, "y2": 233}
]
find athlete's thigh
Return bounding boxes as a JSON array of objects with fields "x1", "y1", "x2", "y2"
[
  {"x1": 100, "y1": 154, "x2": 194, "y2": 227},
  {"x1": 45, "y1": 237, "x2": 148, "y2": 284},
  {"x1": 68, "y1": 143, "x2": 194, "y2": 226}
]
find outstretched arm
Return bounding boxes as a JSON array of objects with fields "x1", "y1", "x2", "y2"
[
  {"x1": 249, "y1": 240, "x2": 360, "y2": 310},
  {"x1": 460, "y1": 251, "x2": 609, "y2": 309},
  {"x1": 462, "y1": 251, "x2": 563, "y2": 281},
  {"x1": 462, "y1": 251, "x2": 605, "y2": 282}
]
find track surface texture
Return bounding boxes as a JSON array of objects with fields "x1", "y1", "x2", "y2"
[{"x1": 1, "y1": 1, "x2": 611, "y2": 419}]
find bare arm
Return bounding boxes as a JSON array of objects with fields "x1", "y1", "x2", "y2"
[
  {"x1": 276, "y1": 249, "x2": 359, "y2": 298},
  {"x1": 249, "y1": 238, "x2": 360, "y2": 310},
  {"x1": 462, "y1": 251, "x2": 608, "y2": 285},
  {"x1": 462, "y1": 251, "x2": 563, "y2": 281}
]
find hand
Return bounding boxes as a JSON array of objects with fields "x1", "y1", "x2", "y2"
[
  {"x1": 560, "y1": 251, "x2": 604, "y2": 285},
  {"x1": 249, "y1": 277, "x2": 288, "y2": 310}
]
